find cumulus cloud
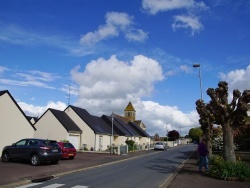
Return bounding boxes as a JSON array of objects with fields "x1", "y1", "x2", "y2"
[
  {"x1": 80, "y1": 12, "x2": 148, "y2": 46},
  {"x1": 18, "y1": 101, "x2": 67, "y2": 118},
  {"x1": 142, "y1": 0, "x2": 207, "y2": 35},
  {"x1": 219, "y1": 64, "x2": 250, "y2": 92},
  {"x1": 172, "y1": 15, "x2": 203, "y2": 35}
]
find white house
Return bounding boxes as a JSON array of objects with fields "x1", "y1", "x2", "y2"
[
  {"x1": 0, "y1": 90, "x2": 35, "y2": 153},
  {"x1": 33, "y1": 108, "x2": 82, "y2": 149}
]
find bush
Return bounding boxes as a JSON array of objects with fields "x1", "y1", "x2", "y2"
[{"x1": 208, "y1": 155, "x2": 250, "y2": 181}]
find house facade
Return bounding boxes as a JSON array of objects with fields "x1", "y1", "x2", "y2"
[
  {"x1": 0, "y1": 90, "x2": 35, "y2": 153},
  {"x1": 33, "y1": 108, "x2": 82, "y2": 149}
]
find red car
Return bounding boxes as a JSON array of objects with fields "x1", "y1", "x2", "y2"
[{"x1": 57, "y1": 142, "x2": 76, "y2": 159}]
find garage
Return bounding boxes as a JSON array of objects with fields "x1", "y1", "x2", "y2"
[{"x1": 68, "y1": 134, "x2": 80, "y2": 150}]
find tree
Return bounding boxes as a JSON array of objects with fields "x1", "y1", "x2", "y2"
[
  {"x1": 195, "y1": 100, "x2": 214, "y2": 159},
  {"x1": 168, "y1": 130, "x2": 180, "y2": 141},
  {"x1": 206, "y1": 81, "x2": 250, "y2": 162},
  {"x1": 188, "y1": 127, "x2": 203, "y2": 142}
]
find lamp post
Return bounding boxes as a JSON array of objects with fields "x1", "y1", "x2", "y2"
[
  {"x1": 193, "y1": 64, "x2": 203, "y2": 100},
  {"x1": 111, "y1": 112, "x2": 114, "y2": 154}
]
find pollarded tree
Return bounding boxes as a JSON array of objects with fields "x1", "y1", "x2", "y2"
[
  {"x1": 195, "y1": 99, "x2": 214, "y2": 159},
  {"x1": 206, "y1": 81, "x2": 250, "y2": 162}
]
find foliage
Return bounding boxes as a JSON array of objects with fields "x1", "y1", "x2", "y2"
[
  {"x1": 188, "y1": 127, "x2": 203, "y2": 142},
  {"x1": 234, "y1": 123, "x2": 250, "y2": 150},
  {"x1": 208, "y1": 155, "x2": 250, "y2": 181},
  {"x1": 168, "y1": 130, "x2": 180, "y2": 141},
  {"x1": 125, "y1": 139, "x2": 135, "y2": 146},
  {"x1": 60, "y1": 140, "x2": 69, "y2": 142}
]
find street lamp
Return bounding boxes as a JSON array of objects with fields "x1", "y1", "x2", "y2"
[
  {"x1": 111, "y1": 112, "x2": 114, "y2": 154},
  {"x1": 193, "y1": 64, "x2": 203, "y2": 100}
]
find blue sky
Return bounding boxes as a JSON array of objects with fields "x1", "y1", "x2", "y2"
[{"x1": 0, "y1": 0, "x2": 250, "y2": 137}]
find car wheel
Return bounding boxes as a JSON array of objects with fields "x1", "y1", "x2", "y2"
[
  {"x1": 31, "y1": 154, "x2": 40, "y2": 166},
  {"x1": 51, "y1": 159, "x2": 59, "y2": 164},
  {"x1": 69, "y1": 156, "x2": 74, "y2": 160},
  {"x1": 1, "y1": 152, "x2": 10, "y2": 162}
]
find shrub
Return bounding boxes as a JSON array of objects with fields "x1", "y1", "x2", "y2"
[{"x1": 208, "y1": 156, "x2": 250, "y2": 181}]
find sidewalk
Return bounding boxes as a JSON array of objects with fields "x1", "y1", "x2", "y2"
[{"x1": 165, "y1": 150, "x2": 250, "y2": 188}]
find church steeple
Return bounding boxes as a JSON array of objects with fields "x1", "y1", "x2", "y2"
[{"x1": 124, "y1": 102, "x2": 136, "y2": 122}]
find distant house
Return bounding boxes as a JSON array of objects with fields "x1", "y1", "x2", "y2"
[
  {"x1": 33, "y1": 108, "x2": 82, "y2": 149},
  {"x1": 0, "y1": 90, "x2": 36, "y2": 153},
  {"x1": 64, "y1": 105, "x2": 119, "y2": 151}
]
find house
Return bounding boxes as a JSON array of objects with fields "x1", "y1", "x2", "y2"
[
  {"x1": 0, "y1": 90, "x2": 36, "y2": 153},
  {"x1": 64, "y1": 105, "x2": 119, "y2": 151},
  {"x1": 27, "y1": 116, "x2": 38, "y2": 124},
  {"x1": 33, "y1": 108, "x2": 82, "y2": 149}
]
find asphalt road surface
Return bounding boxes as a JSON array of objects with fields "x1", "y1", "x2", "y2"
[{"x1": 14, "y1": 145, "x2": 196, "y2": 188}]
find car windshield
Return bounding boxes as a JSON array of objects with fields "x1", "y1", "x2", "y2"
[{"x1": 156, "y1": 142, "x2": 163, "y2": 145}]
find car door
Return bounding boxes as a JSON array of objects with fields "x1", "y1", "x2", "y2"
[{"x1": 10, "y1": 139, "x2": 28, "y2": 159}]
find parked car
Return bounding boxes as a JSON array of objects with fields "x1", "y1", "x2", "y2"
[
  {"x1": 154, "y1": 142, "x2": 167, "y2": 151},
  {"x1": 57, "y1": 142, "x2": 76, "y2": 159},
  {"x1": 1, "y1": 138, "x2": 62, "y2": 166}
]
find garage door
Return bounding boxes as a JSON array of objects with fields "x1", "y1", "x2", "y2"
[{"x1": 68, "y1": 135, "x2": 79, "y2": 150}]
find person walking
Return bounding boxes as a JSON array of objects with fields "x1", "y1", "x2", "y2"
[{"x1": 198, "y1": 138, "x2": 209, "y2": 172}]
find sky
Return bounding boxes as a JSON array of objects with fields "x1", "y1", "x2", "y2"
[{"x1": 0, "y1": 0, "x2": 250, "y2": 137}]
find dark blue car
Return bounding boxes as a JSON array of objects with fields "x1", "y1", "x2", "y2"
[{"x1": 1, "y1": 138, "x2": 62, "y2": 166}]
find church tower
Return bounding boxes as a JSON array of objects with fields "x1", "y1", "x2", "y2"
[{"x1": 124, "y1": 102, "x2": 136, "y2": 122}]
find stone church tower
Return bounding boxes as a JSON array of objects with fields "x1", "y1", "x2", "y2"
[{"x1": 124, "y1": 102, "x2": 136, "y2": 122}]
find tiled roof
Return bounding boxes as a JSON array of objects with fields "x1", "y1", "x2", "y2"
[{"x1": 50, "y1": 108, "x2": 82, "y2": 133}]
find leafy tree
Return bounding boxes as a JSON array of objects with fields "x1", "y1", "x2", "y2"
[
  {"x1": 196, "y1": 100, "x2": 214, "y2": 158},
  {"x1": 189, "y1": 127, "x2": 203, "y2": 142},
  {"x1": 206, "y1": 81, "x2": 250, "y2": 162},
  {"x1": 168, "y1": 130, "x2": 180, "y2": 141},
  {"x1": 125, "y1": 139, "x2": 135, "y2": 146}
]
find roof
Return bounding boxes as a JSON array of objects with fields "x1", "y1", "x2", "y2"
[
  {"x1": 115, "y1": 117, "x2": 141, "y2": 137},
  {"x1": 128, "y1": 121, "x2": 151, "y2": 137},
  {"x1": 49, "y1": 108, "x2": 82, "y2": 133},
  {"x1": 101, "y1": 115, "x2": 132, "y2": 136},
  {"x1": 124, "y1": 102, "x2": 136, "y2": 112},
  {"x1": 0, "y1": 90, "x2": 36, "y2": 130},
  {"x1": 67, "y1": 105, "x2": 118, "y2": 135}
]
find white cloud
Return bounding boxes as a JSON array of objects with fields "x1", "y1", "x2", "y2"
[
  {"x1": 18, "y1": 101, "x2": 67, "y2": 118},
  {"x1": 219, "y1": 64, "x2": 250, "y2": 92},
  {"x1": 0, "y1": 66, "x2": 9, "y2": 73},
  {"x1": 142, "y1": 0, "x2": 195, "y2": 14},
  {"x1": 172, "y1": 15, "x2": 203, "y2": 35},
  {"x1": 0, "y1": 70, "x2": 60, "y2": 89},
  {"x1": 80, "y1": 12, "x2": 148, "y2": 46}
]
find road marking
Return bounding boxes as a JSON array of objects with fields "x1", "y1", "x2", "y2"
[
  {"x1": 15, "y1": 183, "x2": 89, "y2": 188},
  {"x1": 15, "y1": 183, "x2": 43, "y2": 188},
  {"x1": 41, "y1": 184, "x2": 64, "y2": 188}
]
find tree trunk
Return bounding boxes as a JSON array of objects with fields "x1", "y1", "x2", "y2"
[
  {"x1": 222, "y1": 122, "x2": 236, "y2": 162},
  {"x1": 206, "y1": 128, "x2": 213, "y2": 159}
]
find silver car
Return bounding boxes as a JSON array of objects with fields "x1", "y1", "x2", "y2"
[{"x1": 154, "y1": 142, "x2": 167, "y2": 151}]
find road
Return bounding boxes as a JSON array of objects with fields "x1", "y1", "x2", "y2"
[{"x1": 14, "y1": 145, "x2": 196, "y2": 188}]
